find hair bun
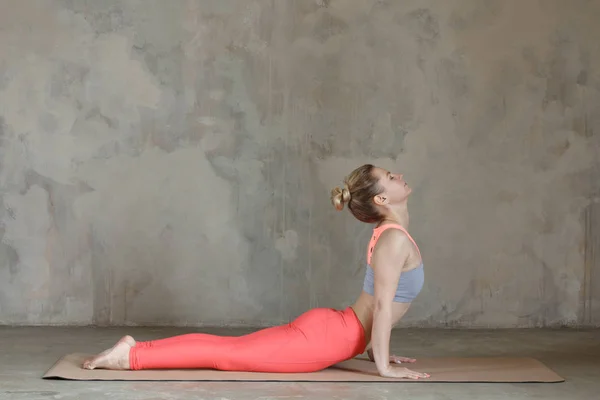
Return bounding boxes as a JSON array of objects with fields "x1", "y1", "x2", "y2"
[
  {"x1": 341, "y1": 186, "x2": 351, "y2": 202},
  {"x1": 331, "y1": 185, "x2": 351, "y2": 211}
]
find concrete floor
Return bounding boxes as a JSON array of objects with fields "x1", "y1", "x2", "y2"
[{"x1": 0, "y1": 326, "x2": 598, "y2": 400}]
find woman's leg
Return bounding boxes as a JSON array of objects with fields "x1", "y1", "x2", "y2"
[
  {"x1": 134, "y1": 332, "x2": 224, "y2": 348},
  {"x1": 83, "y1": 307, "x2": 366, "y2": 373},
  {"x1": 131, "y1": 323, "x2": 310, "y2": 371}
]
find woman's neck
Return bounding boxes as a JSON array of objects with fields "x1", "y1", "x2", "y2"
[{"x1": 379, "y1": 203, "x2": 409, "y2": 228}]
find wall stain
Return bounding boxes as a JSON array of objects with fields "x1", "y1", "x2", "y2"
[
  {"x1": 582, "y1": 202, "x2": 600, "y2": 324},
  {"x1": 313, "y1": 11, "x2": 348, "y2": 43},
  {"x1": 398, "y1": 8, "x2": 440, "y2": 47},
  {"x1": 0, "y1": 226, "x2": 20, "y2": 283}
]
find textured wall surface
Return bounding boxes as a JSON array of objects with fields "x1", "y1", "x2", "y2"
[{"x1": 1, "y1": 0, "x2": 599, "y2": 328}]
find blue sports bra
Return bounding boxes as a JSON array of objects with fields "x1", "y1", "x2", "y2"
[{"x1": 362, "y1": 224, "x2": 424, "y2": 303}]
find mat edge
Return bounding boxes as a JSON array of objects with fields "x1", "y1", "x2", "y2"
[{"x1": 42, "y1": 354, "x2": 70, "y2": 379}]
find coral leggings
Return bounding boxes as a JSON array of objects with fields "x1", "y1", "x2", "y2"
[{"x1": 129, "y1": 306, "x2": 367, "y2": 372}]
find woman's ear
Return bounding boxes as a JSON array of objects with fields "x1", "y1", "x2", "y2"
[{"x1": 373, "y1": 194, "x2": 388, "y2": 206}]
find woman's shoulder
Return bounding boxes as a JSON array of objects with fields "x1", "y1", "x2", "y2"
[
  {"x1": 374, "y1": 226, "x2": 411, "y2": 251},
  {"x1": 372, "y1": 223, "x2": 422, "y2": 262},
  {"x1": 374, "y1": 224, "x2": 410, "y2": 240}
]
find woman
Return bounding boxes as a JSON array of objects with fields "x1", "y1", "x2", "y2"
[{"x1": 83, "y1": 164, "x2": 430, "y2": 380}]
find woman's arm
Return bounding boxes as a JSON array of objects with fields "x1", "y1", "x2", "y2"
[
  {"x1": 370, "y1": 230, "x2": 429, "y2": 380},
  {"x1": 370, "y1": 229, "x2": 410, "y2": 375}
]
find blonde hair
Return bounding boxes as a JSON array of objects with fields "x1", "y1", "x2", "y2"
[{"x1": 331, "y1": 164, "x2": 385, "y2": 223}]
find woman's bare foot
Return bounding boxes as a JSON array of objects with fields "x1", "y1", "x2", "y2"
[{"x1": 83, "y1": 335, "x2": 136, "y2": 370}]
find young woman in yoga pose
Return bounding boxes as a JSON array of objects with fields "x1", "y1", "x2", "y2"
[{"x1": 83, "y1": 164, "x2": 430, "y2": 379}]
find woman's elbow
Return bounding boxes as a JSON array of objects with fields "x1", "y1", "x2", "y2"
[{"x1": 373, "y1": 298, "x2": 391, "y2": 314}]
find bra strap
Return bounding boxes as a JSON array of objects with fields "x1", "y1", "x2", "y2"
[{"x1": 367, "y1": 224, "x2": 421, "y2": 264}]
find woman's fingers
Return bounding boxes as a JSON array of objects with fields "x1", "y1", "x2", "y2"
[
  {"x1": 393, "y1": 367, "x2": 430, "y2": 379},
  {"x1": 390, "y1": 355, "x2": 416, "y2": 363}
]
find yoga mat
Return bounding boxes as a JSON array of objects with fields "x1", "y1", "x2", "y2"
[{"x1": 42, "y1": 353, "x2": 564, "y2": 382}]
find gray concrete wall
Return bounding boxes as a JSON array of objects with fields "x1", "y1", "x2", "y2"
[{"x1": 1, "y1": 0, "x2": 599, "y2": 328}]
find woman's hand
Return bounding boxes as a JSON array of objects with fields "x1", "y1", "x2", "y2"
[
  {"x1": 378, "y1": 365, "x2": 430, "y2": 380},
  {"x1": 367, "y1": 349, "x2": 416, "y2": 364},
  {"x1": 390, "y1": 355, "x2": 417, "y2": 364}
]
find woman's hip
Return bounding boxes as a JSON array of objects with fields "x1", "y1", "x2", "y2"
[{"x1": 290, "y1": 306, "x2": 367, "y2": 358}]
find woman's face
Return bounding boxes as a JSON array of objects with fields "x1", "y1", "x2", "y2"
[{"x1": 372, "y1": 167, "x2": 412, "y2": 205}]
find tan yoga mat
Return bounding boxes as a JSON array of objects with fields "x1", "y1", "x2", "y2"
[{"x1": 42, "y1": 353, "x2": 564, "y2": 382}]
